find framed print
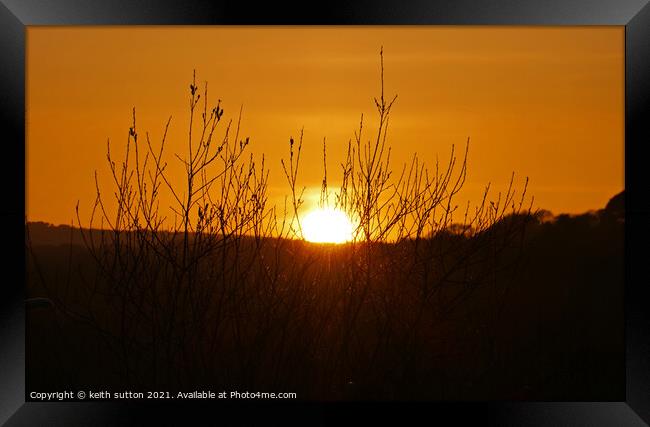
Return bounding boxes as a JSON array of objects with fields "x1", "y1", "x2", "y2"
[{"x1": 2, "y1": 0, "x2": 650, "y2": 425}]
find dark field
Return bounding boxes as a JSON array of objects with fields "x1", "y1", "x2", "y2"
[{"x1": 26, "y1": 193, "x2": 624, "y2": 400}]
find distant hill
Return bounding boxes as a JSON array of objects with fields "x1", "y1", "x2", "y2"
[
  {"x1": 26, "y1": 221, "x2": 85, "y2": 247},
  {"x1": 26, "y1": 191, "x2": 625, "y2": 247},
  {"x1": 604, "y1": 190, "x2": 624, "y2": 219}
]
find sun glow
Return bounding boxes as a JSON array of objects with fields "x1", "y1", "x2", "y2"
[{"x1": 302, "y1": 208, "x2": 355, "y2": 244}]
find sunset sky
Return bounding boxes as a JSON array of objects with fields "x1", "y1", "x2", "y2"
[{"x1": 27, "y1": 26, "x2": 624, "y2": 226}]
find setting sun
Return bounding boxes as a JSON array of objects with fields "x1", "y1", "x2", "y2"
[{"x1": 302, "y1": 208, "x2": 355, "y2": 244}]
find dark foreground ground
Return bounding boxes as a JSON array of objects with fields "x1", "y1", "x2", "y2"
[{"x1": 26, "y1": 193, "x2": 624, "y2": 400}]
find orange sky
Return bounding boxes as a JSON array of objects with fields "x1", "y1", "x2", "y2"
[{"x1": 27, "y1": 26, "x2": 624, "y2": 226}]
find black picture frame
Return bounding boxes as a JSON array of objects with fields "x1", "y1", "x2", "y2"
[{"x1": 2, "y1": 0, "x2": 649, "y2": 425}]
